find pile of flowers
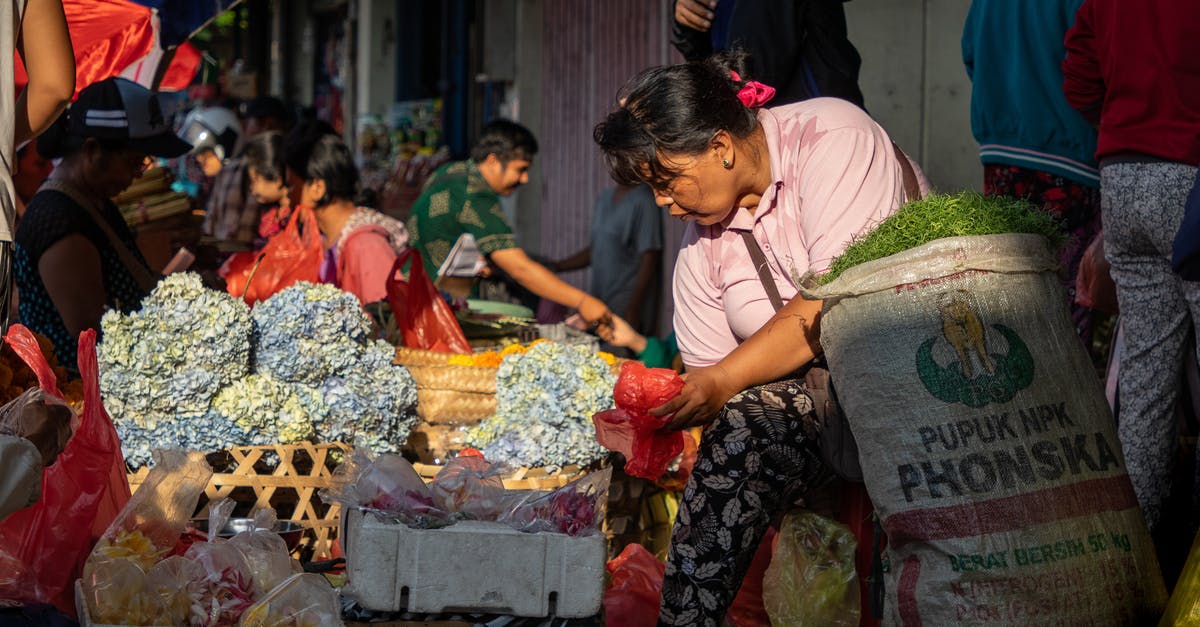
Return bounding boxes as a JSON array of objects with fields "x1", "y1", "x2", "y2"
[
  {"x1": 100, "y1": 276, "x2": 418, "y2": 467},
  {"x1": 465, "y1": 342, "x2": 615, "y2": 470},
  {"x1": 446, "y1": 340, "x2": 618, "y2": 369}
]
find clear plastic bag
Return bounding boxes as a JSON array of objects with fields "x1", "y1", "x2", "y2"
[
  {"x1": 323, "y1": 450, "x2": 453, "y2": 528},
  {"x1": 90, "y1": 449, "x2": 214, "y2": 571},
  {"x1": 0, "y1": 387, "x2": 72, "y2": 466},
  {"x1": 239, "y1": 573, "x2": 344, "y2": 626},
  {"x1": 185, "y1": 541, "x2": 258, "y2": 626},
  {"x1": 230, "y1": 528, "x2": 301, "y2": 595},
  {"x1": 498, "y1": 467, "x2": 612, "y2": 536},
  {"x1": 762, "y1": 511, "x2": 860, "y2": 627},
  {"x1": 428, "y1": 455, "x2": 511, "y2": 521}
]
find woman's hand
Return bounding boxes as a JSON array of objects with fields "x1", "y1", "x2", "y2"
[{"x1": 652, "y1": 364, "x2": 741, "y2": 430}]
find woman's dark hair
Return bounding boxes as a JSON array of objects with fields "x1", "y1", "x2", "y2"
[
  {"x1": 286, "y1": 131, "x2": 359, "y2": 205},
  {"x1": 470, "y1": 119, "x2": 538, "y2": 164},
  {"x1": 240, "y1": 131, "x2": 286, "y2": 182},
  {"x1": 593, "y1": 49, "x2": 759, "y2": 187}
]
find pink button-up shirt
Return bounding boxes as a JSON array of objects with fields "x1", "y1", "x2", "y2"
[{"x1": 674, "y1": 98, "x2": 921, "y2": 368}]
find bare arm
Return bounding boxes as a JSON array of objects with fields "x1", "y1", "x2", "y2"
[
  {"x1": 490, "y1": 247, "x2": 612, "y2": 331},
  {"x1": 14, "y1": 0, "x2": 75, "y2": 147},
  {"x1": 655, "y1": 296, "x2": 823, "y2": 428},
  {"x1": 551, "y1": 246, "x2": 591, "y2": 273},
  {"x1": 623, "y1": 249, "x2": 661, "y2": 327},
  {"x1": 38, "y1": 234, "x2": 107, "y2": 339}
]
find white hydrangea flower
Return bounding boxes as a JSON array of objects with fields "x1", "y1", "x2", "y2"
[{"x1": 467, "y1": 342, "x2": 614, "y2": 468}]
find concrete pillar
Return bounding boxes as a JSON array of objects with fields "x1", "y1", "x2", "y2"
[
  {"x1": 354, "y1": 0, "x2": 398, "y2": 118},
  {"x1": 512, "y1": 0, "x2": 543, "y2": 251}
]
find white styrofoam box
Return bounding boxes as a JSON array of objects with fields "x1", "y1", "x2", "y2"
[
  {"x1": 341, "y1": 508, "x2": 605, "y2": 618},
  {"x1": 75, "y1": 579, "x2": 171, "y2": 627}
]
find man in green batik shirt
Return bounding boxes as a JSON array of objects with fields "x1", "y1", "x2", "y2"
[{"x1": 407, "y1": 120, "x2": 614, "y2": 336}]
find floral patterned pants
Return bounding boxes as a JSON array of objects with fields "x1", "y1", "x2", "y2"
[
  {"x1": 659, "y1": 378, "x2": 830, "y2": 627},
  {"x1": 1101, "y1": 161, "x2": 1200, "y2": 531},
  {"x1": 984, "y1": 164, "x2": 1103, "y2": 345}
]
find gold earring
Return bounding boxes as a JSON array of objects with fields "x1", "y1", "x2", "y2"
[{"x1": 722, "y1": 158, "x2": 732, "y2": 169}]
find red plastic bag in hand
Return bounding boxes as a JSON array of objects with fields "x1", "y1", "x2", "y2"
[
  {"x1": 0, "y1": 326, "x2": 127, "y2": 615},
  {"x1": 593, "y1": 361, "x2": 688, "y2": 479},
  {"x1": 604, "y1": 543, "x2": 666, "y2": 627},
  {"x1": 386, "y1": 248, "x2": 471, "y2": 354},
  {"x1": 224, "y1": 205, "x2": 323, "y2": 306},
  {"x1": 1076, "y1": 231, "x2": 1119, "y2": 315}
]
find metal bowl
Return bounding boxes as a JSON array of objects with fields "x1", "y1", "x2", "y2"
[{"x1": 190, "y1": 518, "x2": 305, "y2": 551}]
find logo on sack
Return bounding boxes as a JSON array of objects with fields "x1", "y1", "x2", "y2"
[{"x1": 916, "y1": 291, "x2": 1034, "y2": 407}]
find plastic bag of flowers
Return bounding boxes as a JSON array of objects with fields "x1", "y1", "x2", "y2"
[
  {"x1": 322, "y1": 450, "x2": 454, "y2": 529},
  {"x1": 183, "y1": 540, "x2": 258, "y2": 625},
  {"x1": 497, "y1": 466, "x2": 612, "y2": 537},
  {"x1": 228, "y1": 510, "x2": 301, "y2": 596},
  {"x1": 82, "y1": 449, "x2": 213, "y2": 625},
  {"x1": 426, "y1": 454, "x2": 513, "y2": 521},
  {"x1": 238, "y1": 573, "x2": 344, "y2": 627}
]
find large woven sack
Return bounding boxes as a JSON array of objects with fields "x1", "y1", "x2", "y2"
[{"x1": 804, "y1": 234, "x2": 1166, "y2": 626}]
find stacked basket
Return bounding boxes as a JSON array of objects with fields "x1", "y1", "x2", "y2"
[{"x1": 395, "y1": 346, "x2": 498, "y2": 464}]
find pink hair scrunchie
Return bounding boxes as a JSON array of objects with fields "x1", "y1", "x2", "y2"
[{"x1": 730, "y1": 70, "x2": 776, "y2": 108}]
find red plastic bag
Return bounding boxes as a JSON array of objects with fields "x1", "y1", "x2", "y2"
[
  {"x1": 1076, "y1": 231, "x2": 1119, "y2": 314},
  {"x1": 223, "y1": 205, "x2": 323, "y2": 306},
  {"x1": 386, "y1": 248, "x2": 471, "y2": 354},
  {"x1": 604, "y1": 543, "x2": 666, "y2": 627},
  {"x1": 0, "y1": 326, "x2": 128, "y2": 615},
  {"x1": 593, "y1": 361, "x2": 688, "y2": 479}
]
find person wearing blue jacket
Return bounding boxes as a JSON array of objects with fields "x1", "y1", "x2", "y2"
[{"x1": 963, "y1": 0, "x2": 1101, "y2": 344}]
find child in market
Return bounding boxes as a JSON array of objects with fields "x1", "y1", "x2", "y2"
[{"x1": 241, "y1": 131, "x2": 291, "y2": 244}]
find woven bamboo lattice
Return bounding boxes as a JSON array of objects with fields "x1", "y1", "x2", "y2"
[{"x1": 127, "y1": 442, "x2": 350, "y2": 561}]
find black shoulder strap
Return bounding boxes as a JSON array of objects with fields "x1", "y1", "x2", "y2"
[{"x1": 740, "y1": 230, "x2": 785, "y2": 312}]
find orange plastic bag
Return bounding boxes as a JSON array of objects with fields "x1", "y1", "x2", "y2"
[
  {"x1": 593, "y1": 361, "x2": 688, "y2": 479},
  {"x1": 603, "y1": 543, "x2": 665, "y2": 627},
  {"x1": 386, "y1": 248, "x2": 471, "y2": 354},
  {"x1": 223, "y1": 205, "x2": 323, "y2": 306},
  {"x1": 0, "y1": 325, "x2": 128, "y2": 615}
]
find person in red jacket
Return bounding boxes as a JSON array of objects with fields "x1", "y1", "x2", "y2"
[{"x1": 1062, "y1": 0, "x2": 1200, "y2": 535}]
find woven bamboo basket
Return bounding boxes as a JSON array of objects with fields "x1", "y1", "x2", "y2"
[
  {"x1": 126, "y1": 442, "x2": 350, "y2": 561},
  {"x1": 394, "y1": 346, "x2": 460, "y2": 367},
  {"x1": 406, "y1": 364, "x2": 497, "y2": 394}
]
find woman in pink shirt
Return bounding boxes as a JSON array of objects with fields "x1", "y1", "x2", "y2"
[
  {"x1": 595, "y1": 50, "x2": 923, "y2": 626},
  {"x1": 287, "y1": 132, "x2": 409, "y2": 306}
]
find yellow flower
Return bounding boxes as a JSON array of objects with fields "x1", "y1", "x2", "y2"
[
  {"x1": 597, "y1": 351, "x2": 617, "y2": 366},
  {"x1": 500, "y1": 343, "x2": 527, "y2": 356},
  {"x1": 95, "y1": 529, "x2": 166, "y2": 571},
  {"x1": 447, "y1": 354, "x2": 475, "y2": 367}
]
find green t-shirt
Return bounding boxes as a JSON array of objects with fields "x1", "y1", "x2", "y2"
[{"x1": 406, "y1": 160, "x2": 518, "y2": 279}]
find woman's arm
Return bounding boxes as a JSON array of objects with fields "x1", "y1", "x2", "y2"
[
  {"x1": 14, "y1": 0, "x2": 75, "y2": 146},
  {"x1": 38, "y1": 234, "x2": 107, "y2": 339},
  {"x1": 655, "y1": 295, "x2": 823, "y2": 428}
]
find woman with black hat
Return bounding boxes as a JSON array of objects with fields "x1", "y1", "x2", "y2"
[{"x1": 14, "y1": 77, "x2": 192, "y2": 368}]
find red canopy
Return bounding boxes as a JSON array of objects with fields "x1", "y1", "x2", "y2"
[{"x1": 14, "y1": 0, "x2": 202, "y2": 98}]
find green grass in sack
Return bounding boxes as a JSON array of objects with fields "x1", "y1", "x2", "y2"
[{"x1": 819, "y1": 192, "x2": 1065, "y2": 285}]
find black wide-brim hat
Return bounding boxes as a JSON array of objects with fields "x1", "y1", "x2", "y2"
[{"x1": 70, "y1": 77, "x2": 193, "y2": 158}]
